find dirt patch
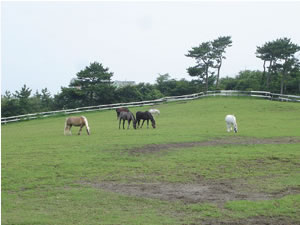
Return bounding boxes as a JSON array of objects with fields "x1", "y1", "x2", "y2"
[
  {"x1": 80, "y1": 179, "x2": 300, "y2": 205},
  {"x1": 80, "y1": 179, "x2": 300, "y2": 224},
  {"x1": 81, "y1": 136, "x2": 300, "y2": 204},
  {"x1": 80, "y1": 137, "x2": 300, "y2": 224},
  {"x1": 127, "y1": 136, "x2": 300, "y2": 155},
  {"x1": 199, "y1": 216, "x2": 300, "y2": 225}
]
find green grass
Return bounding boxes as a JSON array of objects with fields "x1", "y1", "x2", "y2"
[{"x1": 2, "y1": 97, "x2": 300, "y2": 224}]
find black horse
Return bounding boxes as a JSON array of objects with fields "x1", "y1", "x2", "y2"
[
  {"x1": 116, "y1": 107, "x2": 129, "y2": 119},
  {"x1": 119, "y1": 111, "x2": 137, "y2": 129},
  {"x1": 136, "y1": 111, "x2": 156, "y2": 129}
]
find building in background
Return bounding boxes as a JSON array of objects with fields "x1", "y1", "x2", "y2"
[{"x1": 113, "y1": 80, "x2": 135, "y2": 88}]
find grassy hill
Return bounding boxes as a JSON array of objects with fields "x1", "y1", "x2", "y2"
[{"x1": 2, "y1": 97, "x2": 300, "y2": 224}]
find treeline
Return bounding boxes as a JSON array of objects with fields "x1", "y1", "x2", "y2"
[{"x1": 2, "y1": 37, "x2": 300, "y2": 117}]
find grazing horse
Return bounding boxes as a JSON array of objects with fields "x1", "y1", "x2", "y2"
[
  {"x1": 149, "y1": 109, "x2": 160, "y2": 116},
  {"x1": 116, "y1": 107, "x2": 129, "y2": 119},
  {"x1": 64, "y1": 116, "x2": 90, "y2": 135},
  {"x1": 119, "y1": 111, "x2": 137, "y2": 129},
  {"x1": 225, "y1": 115, "x2": 238, "y2": 133},
  {"x1": 136, "y1": 111, "x2": 156, "y2": 129}
]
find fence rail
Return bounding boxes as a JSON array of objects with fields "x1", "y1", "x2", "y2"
[{"x1": 2, "y1": 90, "x2": 300, "y2": 124}]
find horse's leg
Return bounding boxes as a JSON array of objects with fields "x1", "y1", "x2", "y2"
[
  {"x1": 141, "y1": 120, "x2": 145, "y2": 128},
  {"x1": 119, "y1": 119, "x2": 121, "y2": 129},
  {"x1": 128, "y1": 119, "x2": 131, "y2": 129},
  {"x1": 123, "y1": 119, "x2": 125, "y2": 129},
  {"x1": 64, "y1": 125, "x2": 69, "y2": 135},
  {"x1": 69, "y1": 125, "x2": 72, "y2": 135},
  {"x1": 78, "y1": 125, "x2": 83, "y2": 135},
  {"x1": 147, "y1": 119, "x2": 149, "y2": 128},
  {"x1": 226, "y1": 123, "x2": 231, "y2": 132}
]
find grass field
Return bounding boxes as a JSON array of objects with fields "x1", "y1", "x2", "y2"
[{"x1": 2, "y1": 97, "x2": 300, "y2": 224}]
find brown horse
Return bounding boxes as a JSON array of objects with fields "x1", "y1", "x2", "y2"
[
  {"x1": 64, "y1": 116, "x2": 90, "y2": 135},
  {"x1": 116, "y1": 107, "x2": 129, "y2": 119}
]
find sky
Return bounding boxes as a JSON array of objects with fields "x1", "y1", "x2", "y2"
[{"x1": 2, "y1": 1, "x2": 300, "y2": 96}]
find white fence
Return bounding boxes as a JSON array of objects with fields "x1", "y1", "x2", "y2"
[{"x1": 2, "y1": 90, "x2": 300, "y2": 124}]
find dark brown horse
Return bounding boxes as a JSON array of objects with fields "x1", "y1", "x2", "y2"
[
  {"x1": 116, "y1": 107, "x2": 129, "y2": 119},
  {"x1": 136, "y1": 111, "x2": 156, "y2": 129}
]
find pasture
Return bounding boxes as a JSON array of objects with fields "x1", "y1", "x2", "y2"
[{"x1": 2, "y1": 97, "x2": 300, "y2": 225}]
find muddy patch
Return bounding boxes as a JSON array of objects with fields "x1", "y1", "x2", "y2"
[
  {"x1": 80, "y1": 179, "x2": 300, "y2": 224},
  {"x1": 128, "y1": 136, "x2": 300, "y2": 155},
  {"x1": 80, "y1": 179, "x2": 300, "y2": 205},
  {"x1": 200, "y1": 216, "x2": 300, "y2": 225}
]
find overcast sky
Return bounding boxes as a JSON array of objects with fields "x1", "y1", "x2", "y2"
[{"x1": 2, "y1": 1, "x2": 300, "y2": 95}]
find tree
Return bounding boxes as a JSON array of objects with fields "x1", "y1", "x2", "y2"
[
  {"x1": 155, "y1": 73, "x2": 174, "y2": 96},
  {"x1": 256, "y1": 38, "x2": 300, "y2": 94},
  {"x1": 59, "y1": 62, "x2": 116, "y2": 106},
  {"x1": 136, "y1": 83, "x2": 163, "y2": 100},
  {"x1": 115, "y1": 85, "x2": 143, "y2": 103},
  {"x1": 1, "y1": 91, "x2": 20, "y2": 117},
  {"x1": 186, "y1": 37, "x2": 232, "y2": 91},
  {"x1": 274, "y1": 38, "x2": 300, "y2": 94},
  {"x1": 256, "y1": 41, "x2": 274, "y2": 90},
  {"x1": 287, "y1": 69, "x2": 300, "y2": 94},
  {"x1": 70, "y1": 62, "x2": 115, "y2": 105},
  {"x1": 156, "y1": 73, "x2": 171, "y2": 85},
  {"x1": 219, "y1": 70, "x2": 263, "y2": 91},
  {"x1": 40, "y1": 88, "x2": 53, "y2": 111},
  {"x1": 211, "y1": 36, "x2": 232, "y2": 88},
  {"x1": 14, "y1": 85, "x2": 32, "y2": 114},
  {"x1": 54, "y1": 87, "x2": 85, "y2": 109},
  {"x1": 186, "y1": 42, "x2": 214, "y2": 92}
]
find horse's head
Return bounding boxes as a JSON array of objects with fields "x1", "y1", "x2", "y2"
[
  {"x1": 132, "y1": 119, "x2": 137, "y2": 129},
  {"x1": 148, "y1": 112, "x2": 156, "y2": 129},
  {"x1": 87, "y1": 127, "x2": 91, "y2": 135},
  {"x1": 234, "y1": 124, "x2": 238, "y2": 133},
  {"x1": 151, "y1": 122, "x2": 156, "y2": 129},
  {"x1": 129, "y1": 112, "x2": 137, "y2": 129},
  {"x1": 151, "y1": 117, "x2": 156, "y2": 129}
]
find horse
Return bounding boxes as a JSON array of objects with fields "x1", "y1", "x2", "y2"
[
  {"x1": 64, "y1": 116, "x2": 90, "y2": 135},
  {"x1": 225, "y1": 115, "x2": 238, "y2": 133},
  {"x1": 119, "y1": 111, "x2": 137, "y2": 129},
  {"x1": 136, "y1": 111, "x2": 156, "y2": 129},
  {"x1": 116, "y1": 107, "x2": 129, "y2": 119},
  {"x1": 149, "y1": 108, "x2": 160, "y2": 116}
]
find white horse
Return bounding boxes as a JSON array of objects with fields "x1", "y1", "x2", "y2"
[
  {"x1": 64, "y1": 116, "x2": 90, "y2": 135},
  {"x1": 225, "y1": 115, "x2": 238, "y2": 133},
  {"x1": 149, "y1": 109, "x2": 160, "y2": 116}
]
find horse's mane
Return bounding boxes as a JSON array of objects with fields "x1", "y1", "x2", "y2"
[
  {"x1": 147, "y1": 112, "x2": 155, "y2": 124},
  {"x1": 130, "y1": 112, "x2": 136, "y2": 121}
]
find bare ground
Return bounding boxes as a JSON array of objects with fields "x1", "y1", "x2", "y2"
[
  {"x1": 81, "y1": 179, "x2": 300, "y2": 225},
  {"x1": 81, "y1": 179, "x2": 300, "y2": 205},
  {"x1": 127, "y1": 136, "x2": 300, "y2": 155},
  {"x1": 80, "y1": 136, "x2": 300, "y2": 224}
]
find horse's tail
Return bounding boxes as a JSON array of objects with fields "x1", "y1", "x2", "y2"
[
  {"x1": 81, "y1": 116, "x2": 90, "y2": 135},
  {"x1": 64, "y1": 118, "x2": 69, "y2": 135},
  {"x1": 82, "y1": 116, "x2": 90, "y2": 130}
]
